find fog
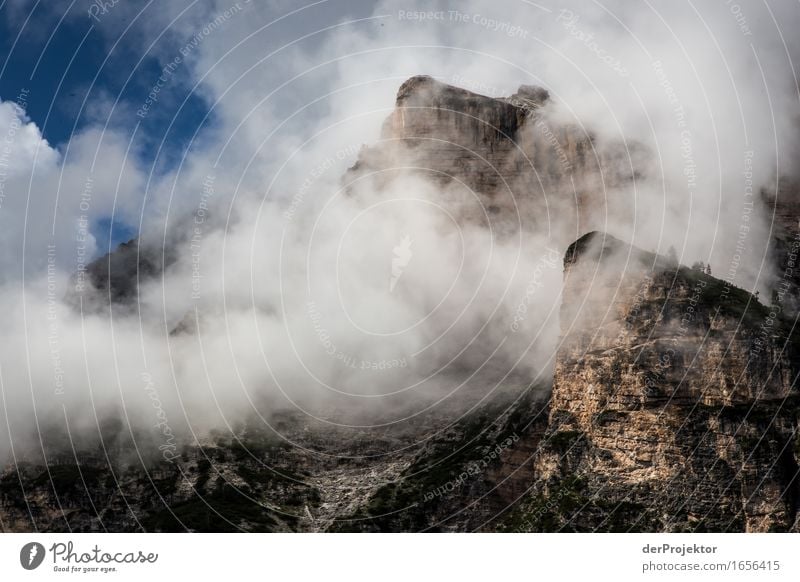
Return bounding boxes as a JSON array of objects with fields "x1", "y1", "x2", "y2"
[{"x1": 0, "y1": 0, "x2": 797, "y2": 461}]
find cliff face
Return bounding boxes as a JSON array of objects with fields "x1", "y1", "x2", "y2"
[{"x1": 522, "y1": 232, "x2": 800, "y2": 532}]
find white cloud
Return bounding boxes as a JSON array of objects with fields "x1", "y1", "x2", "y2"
[{"x1": 2, "y1": 0, "x2": 799, "y2": 458}]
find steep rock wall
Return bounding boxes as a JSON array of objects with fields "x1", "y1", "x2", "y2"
[{"x1": 526, "y1": 232, "x2": 800, "y2": 532}]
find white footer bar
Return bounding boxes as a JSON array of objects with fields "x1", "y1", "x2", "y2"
[{"x1": 1, "y1": 533, "x2": 797, "y2": 581}]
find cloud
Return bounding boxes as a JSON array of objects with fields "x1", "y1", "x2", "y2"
[{"x1": 1, "y1": 0, "x2": 798, "y2": 460}]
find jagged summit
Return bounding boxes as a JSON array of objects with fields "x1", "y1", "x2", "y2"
[
  {"x1": 385, "y1": 74, "x2": 531, "y2": 142},
  {"x1": 348, "y1": 75, "x2": 618, "y2": 236},
  {"x1": 395, "y1": 75, "x2": 549, "y2": 111}
]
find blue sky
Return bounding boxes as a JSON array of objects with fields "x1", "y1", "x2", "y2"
[
  {"x1": 0, "y1": 0, "x2": 379, "y2": 147},
  {"x1": 0, "y1": 2, "x2": 215, "y2": 147},
  {"x1": 0, "y1": 0, "x2": 383, "y2": 254},
  {"x1": 0, "y1": 1, "x2": 211, "y2": 251}
]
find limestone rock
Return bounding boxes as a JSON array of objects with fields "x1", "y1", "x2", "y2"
[{"x1": 524, "y1": 232, "x2": 800, "y2": 532}]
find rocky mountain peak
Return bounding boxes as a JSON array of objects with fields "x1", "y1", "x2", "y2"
[
  {"x1": 394, "y1": 75, "x2": 548, "y2": 112},
  {"x1": 349, "y1": 76, "x2": 617, "y2": 237},
  {"x1": 526, "y1": 231, "x2": 800, "y2": 532}
]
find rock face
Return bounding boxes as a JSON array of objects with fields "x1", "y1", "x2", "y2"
[{"x1": 523, "y1": 232, "x2": 800, "y2": 532}]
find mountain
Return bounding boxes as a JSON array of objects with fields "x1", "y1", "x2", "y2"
[
  {"x1": 2, "y1": 77, "x2": 798, "y2": 532},
  {"x1": 68, "y1": 74, "x2": 644, "y2": 311},
  {"x1": 346, "y1": 75, "x2": 645, "y2": 238}
]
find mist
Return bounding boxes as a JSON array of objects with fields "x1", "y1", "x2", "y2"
[{"x1": 0, "y1": 0, "x2": 798, "y2": 463}]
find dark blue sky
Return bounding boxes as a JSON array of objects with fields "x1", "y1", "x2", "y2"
[{"x1": 0, "y1": 1, "x2": 211, "y2": 146}]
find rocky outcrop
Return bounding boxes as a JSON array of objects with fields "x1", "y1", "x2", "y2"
[
  {"x1": 519, "y1": 232, "x2": 800, "y2": 532},
  {"x1": 346, "y1": 76, "x2": 644, "y2": 237}
]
